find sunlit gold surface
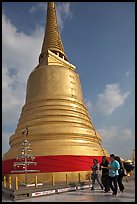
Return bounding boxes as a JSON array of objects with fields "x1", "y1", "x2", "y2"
[
  {"x1": 4, "y1": 62, "x2": 108, "y2": 159},
  {"x1": 123, "y1": 160, "x2": 133, "y2": 163},
  {"x1": 3, "y1": 2, "x2": 109, "y2": 182},
  {"x1": 4, "y1": 171, "x2": 92, "y2": 184}
]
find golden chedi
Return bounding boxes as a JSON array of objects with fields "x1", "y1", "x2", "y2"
[{"x1": 2, "y1": 2, "x2": 109, "y2": 183}]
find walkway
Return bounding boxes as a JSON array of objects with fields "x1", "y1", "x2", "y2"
[{"x1": 2, "y1": 176, "x2": 135, "y2": 202}]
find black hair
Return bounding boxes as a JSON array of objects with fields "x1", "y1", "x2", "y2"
[
  {"x1": 110, "y1": 154, "x2": 115, "y2": 158},
  {"x1": 102, "y1": 156, "x2": 106, "y2": 161},
  {"x1": 115, "y1": 156, "x2": 122, "y2": 165},
  {"x1": 93, "y1": 159, "x2": 98, "y2": 163},
  {"x1": 102, "y1": 156, "x2": 109, "y2": 164}
]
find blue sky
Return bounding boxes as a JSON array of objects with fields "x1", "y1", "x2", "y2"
[{"x1": 2, "y1": 2, "x2": 135, "y2": 160}]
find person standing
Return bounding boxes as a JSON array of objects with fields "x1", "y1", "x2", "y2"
[
  {"x1": 107, "y1": 154, "x2": 120, "y2": 196},
  {"x1": 91, "y1": 159, "x2": 103, "y2": 190},
  {"x1": 115, "y1": 156, "x2": 125, "y2": 192},
  {"x1": 100, "y1": 156, "x2": 110, "y2": 192}
]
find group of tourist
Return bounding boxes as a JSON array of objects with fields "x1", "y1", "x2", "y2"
[{"x1": 91, "y1": 154, "x2": 126, "y2": 196}]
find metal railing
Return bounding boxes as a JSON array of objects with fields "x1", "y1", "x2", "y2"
[{"x1": 2, "y1": 172, "x2": 92, "y2": 190}]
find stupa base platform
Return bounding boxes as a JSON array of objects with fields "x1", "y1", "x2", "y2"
[
  {"x1": 2, "y1": 181, "x2": 92, "y2": 201},
  {"x1": 2, "y1": 170, "x2": 93, "y2": 184}
]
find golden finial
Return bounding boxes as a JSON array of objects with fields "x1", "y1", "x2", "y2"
[{"x1": 39, "y1": 2, "x2": 68, "y2": 64}]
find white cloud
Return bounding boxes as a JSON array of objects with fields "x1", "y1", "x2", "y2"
[
  {"x1": 98, "y1": 126, "x2": 134, "y2": 141},
  {"x1": 56, "y1": 2, "x2": 72, "y2": 31},
  {"x1": 125, "y1": 70, "x2": 130, "y2": 77},
  {"x1": 2, "y1": 11, "x2": 45, "y2": 154},
  {"x1": 96, "y1": 83, "x2": 130, "y2": 115},
  {"x1": 29, "y1": 2, "x2": 47, "y2": 13},
  {"x1": 2, "y1": 131, "x2": 10, "y2": 154},
  {"x1": 98, "y1": 126, "x2": 118, "y2": 140},
  {"x1": 29, "y1": 2, "x2": 72, "y2": 31},
  {"x1": 98, "y1": 126, "x2": 135, "y2": 159},
  {"x1": 122, "y1": 129, "x2": 134, "y2": 140},
  {"x1": 85, "y1": 99, "x2": 93, "y2": 112}
]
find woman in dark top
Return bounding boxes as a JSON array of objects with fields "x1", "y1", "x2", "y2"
[
  {"x1": 115, "y1": 156, "x2": 125, "y2": 192},
  {"x1": 91, "y1": 159, "x2": 103, "y2": 190},
  {"x1": 100, "y1": 156, "x2": 110, "y2": 192}
]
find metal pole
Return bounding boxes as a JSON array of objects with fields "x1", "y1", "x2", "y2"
[
  {"x1": 52, "y1": 174, "x2": 55, "y2": 186},
  {"x1": 24, "y1": 126, "x2": 28, "y2": 186},
  {"x1": 35, "y1": 176, "x2": 38, "y2": 188},
  {"x1": 9, "y1": 176, "x2": 12, "y2": 189},
  {"x1": 15, "y1": 177, "x2": 18, "y2": 190},
  {"x1": 3, "y1": 176, "x2": 6, "y2": 188},
  {"x1": 25, "y1": 146, "x2": 27, "y2": 185},
  {"x1": 24, "y1": 143, "x2": 27, "y2": 185},
  {"x1": 66, "y1": 174, "x2": 68, "y2": 184},
  {"x1": 78, "y1": 173, "x2": 81, "y2": 183},
  {"x1": 89, "y1": 172, "x2": 91, "y2": 182}
]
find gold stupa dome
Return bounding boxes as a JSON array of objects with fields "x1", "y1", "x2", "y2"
[{"x1": 2, "y1": 2, "x2": 109, "y2": 183}]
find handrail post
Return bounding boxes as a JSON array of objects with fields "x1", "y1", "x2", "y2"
[
  {"x1": 52, "y1": 174, "x2": 55, "y2": 186},
  {"x1": 78, "y1": 173, "x2": 81, "y2": 183},
  {"x1": 3, "y1": 176, "x2": 7, "y2": 188},
  {"x1": 35, "y1": 176, "x2": 38, "y2": 188},
  {"x1": 66, "y1": 174, "x2": 68, "y2": 184},
  {"x1": 15, "y1": 177, "x2": 18, "y2": 190},
  {"x1": 89, "y1": 171, "x2": 91, "y2": 182},
  {"x1": 9, "y1": 176, "x2": 12, "y2": 189}
]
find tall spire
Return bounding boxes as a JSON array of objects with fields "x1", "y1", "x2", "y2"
[{"x1": 39, "y1": 2, "x2": 68, "y2": 63}]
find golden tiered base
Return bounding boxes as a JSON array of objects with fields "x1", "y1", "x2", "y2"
[{"x1": 3, "y1": 62, "x2": 109, "y2": 182}]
